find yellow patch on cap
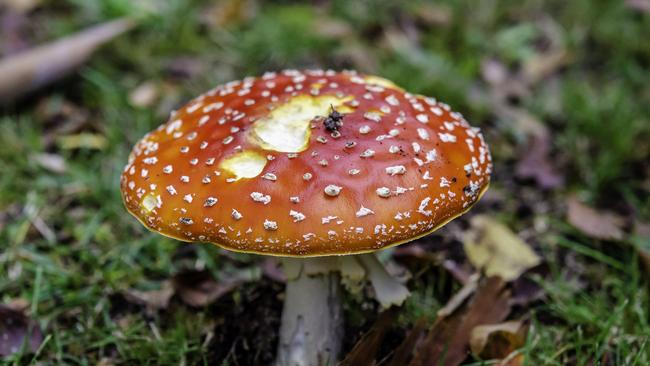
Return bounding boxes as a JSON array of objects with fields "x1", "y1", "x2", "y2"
[
  {"x1": 248, "y1": 94, "x2": 353, "y2": 153},
  {"x1": 219, "y1": 150, "x2": 268, "y2": 180}
]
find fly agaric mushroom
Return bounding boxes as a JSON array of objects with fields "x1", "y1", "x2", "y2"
[{"x1": 120, "y1": 69, "x2": 491, "y2": 365}]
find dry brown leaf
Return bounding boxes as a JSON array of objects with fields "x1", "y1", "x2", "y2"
[
  {"x1": 0, "y1": 18, "x2": 134, "y2": 103},
  {"x1": 412, "y1": 3, "x2": 452, "y2": 27},
  {"x1": 469, "y1": 320, "x2": 529, "y2": 360},
  {"x1": 494, "y1": 102, "x2": 547, "y2": 138},
  {"x1": 124, "y1": 281, "x2": 174, "y2": 310},
  {"x1": 340, "y1": 308, "x2": 397, "y2": 366},
  {"x1": 499, "y1": 353, "x2": 525, "y2": 366},
  {"x1": 509, "y1": 270, "x2": 546, "y2": 307},
  {"x1": 515, "y1": 133, "x2": 564, "y2": 189},
  {"x1": 481, "y1": 58, "x2": 532, "y2": 110},
  {"x1": 313, "y1": 18, "x2": 354, "y2": 39},
  {"x1": 408, "y1": 277, "x2": 512, "y2": 366},
  {"x1": 387, "y1": 318, "x2": 428, "y2": 366},
  {"x1": 463, "y1": 215, "x2": 541, "y2": 281},
  {"x1": 96, "y1": 357, "x2": 116, "y2": 366},
  {"x1": 0, "y1": 304, "x2": 44, "y2": 356},
  {"x1": 4, "y1": 299, "x2": 29, "y2": 312},
  {"x1": 3, "y1": 0, "x2": 40, "y2": 13},
  {"x1": 625, "y1": 0, "x2": 650, "y2": 13},
  {"x1": 172, "y1": 268, "x2": 256, "y2": 307},
  {"x1": 567, "y1": 196, "x2": 625, "y2": 241},
  {"x1": 200, "y1": 0, "x2": 257, "y2": 29}
]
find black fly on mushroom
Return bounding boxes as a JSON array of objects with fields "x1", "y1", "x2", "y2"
[{"x1": 120, "y1": 69, "x2": 492, "y2": 365}]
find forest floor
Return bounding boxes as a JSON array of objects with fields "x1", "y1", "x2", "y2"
[{"x1": 1, "y1": 1, "x2": 649, "y2": 365}]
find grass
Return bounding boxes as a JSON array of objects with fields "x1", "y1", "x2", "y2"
[{"x1": 1, "y1": 0, "x2": 649, "y2": 364}]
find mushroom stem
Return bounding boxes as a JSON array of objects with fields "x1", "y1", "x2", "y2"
[
  {"x1": 357, "y1": 253, "x2": 410, "y2": 309},
  {"x1": 277, "y1": 257, "x2": 343, "y2": 366}
]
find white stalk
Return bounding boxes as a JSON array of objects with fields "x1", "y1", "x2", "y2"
[{"x1": 276, "y1": 257, "x2": 343, "y2": 366}]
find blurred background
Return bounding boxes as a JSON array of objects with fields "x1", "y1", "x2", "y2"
[{"x1": 0, "y1": 0, "x2": 648, "y2": 365}]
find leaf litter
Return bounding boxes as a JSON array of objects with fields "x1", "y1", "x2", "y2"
[
  {"x1": 567, "y1": 195, "x2": 626, "y2": 241},
  {"x1": 0, "y1": 303, "x2": 44, "y2": 357},
  {"x1": 463, "y1": 215, "x2": 541, "y2": 281}
]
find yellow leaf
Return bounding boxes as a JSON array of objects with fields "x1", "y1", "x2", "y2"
[
  {"x1": 463, "y1": 215, "x2": 541, "y2": 281},
  {"x1": 57, "y1": 133, "x2": 107, "y2": 150},
  {"x1": 470, "y1": 320, "x2": 528, "y2": 359}
]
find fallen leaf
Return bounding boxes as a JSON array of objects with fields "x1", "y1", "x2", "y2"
[
  {"x1": 463, "y1": 215, "x2": 541, "y2": 281},
  {"x1": 340, "y1": 308, "x2": 397, "y2": 366},
  {"x1": 567, "y1": 196, "x2": 625, "y2": 241},
  {"x1": 172, "y1": 268, "x2": 258, "y2": 307},
  {"x1": 57, "y1": 133, "x2": 108, "y2": 150},
  {"x1": 0, "y1": 18, "x2": 135, "y2": 103},
  {"x1": 313, "y1": 18, "x2": 354, "y2": 38},
  {"x1": 0, "y1": 304, "x2": 44, "y2": 356},
  {"x1": 200, "y1": 0, "x2": 257, "y2": 29},
  {"x1": 509, "y1": 271, "x2": 546, "y2": 307},
  {"x1": 481, "y1": 58, "x2": 532, "y2": 112},
  {"x1": 625, "y1": 0, "x2": 650, "y2": 13},
  {"x1": 124, "y1": 281, "x2": 174, "y2": 311},
  {"x1": 522, "y1": 48, "x2": 571, "y2": 85},
  {"x1": 492, "y1": 102, "x2": 547, "y2": 139},
  {"x1": 499, "y1": 353, "x2": 525, "y2": 366},
  {"x1": 409, "y1": 277, "x2": 512, "y2": 366},
  {"x1": 3, "y1": 0, "x2": 40, "y2": 13},
  {"x1": 469, "y1": 320, "x2": 529, "y2": 360},
  {"x1": 4, "y1": 299, "x2": 29, "y2": 312},
  {"x1": 387, "y1": 318, "x2": 428, "y2": 366},
  {"x1": 128, "y1": 81, "x2": 159, "y2": 108},
  {"x1": 411, "y1": 3, "x2": 452, "y2": 27},
  {"x1": 31, "y1": 153, "x2": 67, "y2": 174},
  {"x1": 515, "y1": 133, "x2": 564, "y2": 189},
  {"x1": 96, "y1": 357, "x2": 116, "y2": 366}
]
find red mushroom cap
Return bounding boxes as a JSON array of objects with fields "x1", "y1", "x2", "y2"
[{"x1": 120, "y1": 70, "x2": 492, "y2": 256}]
